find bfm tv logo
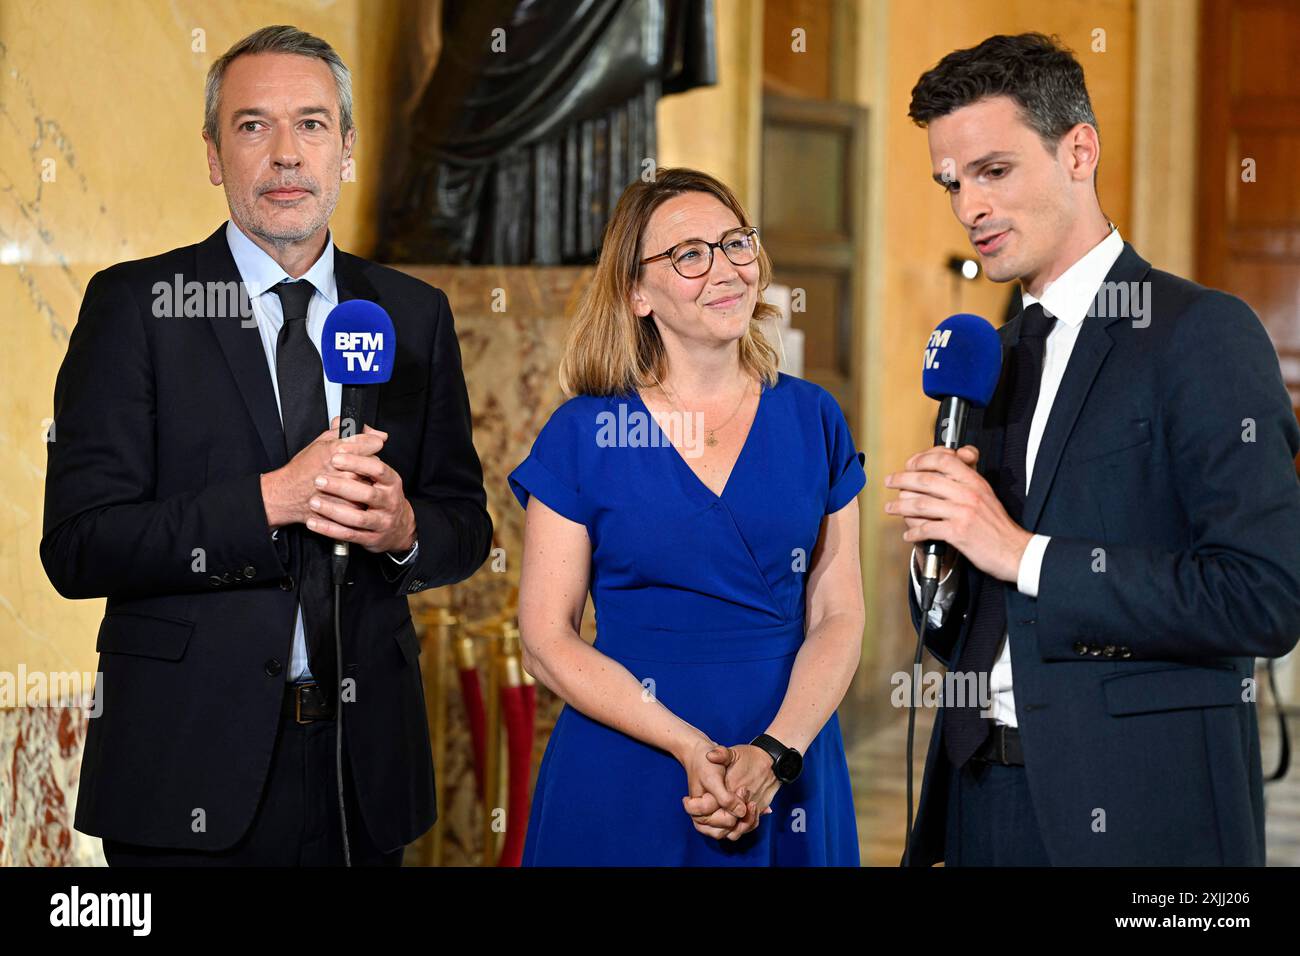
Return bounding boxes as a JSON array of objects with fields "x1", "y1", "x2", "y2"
[
  {"x1": 922, "y1": 327, "x2": 951, "y2": 370},
  {"x1": 333, "y1": 331, "x2": 386, "y2": 373}
]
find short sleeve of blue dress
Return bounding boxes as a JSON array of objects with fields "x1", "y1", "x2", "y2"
[
  {"x1": 822, "y1": 390, "x2": 867, "y2": 514},
  {"x1": 507, "y1": 400, "x2": 592, "y2": 528}
]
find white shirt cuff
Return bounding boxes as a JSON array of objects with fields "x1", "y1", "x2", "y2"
[
  {"x1": 1016, "y1": 534, "x2": 1050, "y2": 598},
  {"x1": 387, "y1": 540, "x2": 419, "y2": 565},
  {"x1": 910, "y1": 549, "x2": 958, "y2": 628}
]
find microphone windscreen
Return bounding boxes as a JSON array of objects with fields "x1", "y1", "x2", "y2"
[
  {"x1": 921, "y1": 313, "x2": 1002, "y2": 407},
  {"x1": 322, "y1": 300, "x2": 396, "y2": 385}
]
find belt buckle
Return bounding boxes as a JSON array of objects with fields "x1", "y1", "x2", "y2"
[{"x1": 294, "y1": 682, "x2": 314, "y2": 724}]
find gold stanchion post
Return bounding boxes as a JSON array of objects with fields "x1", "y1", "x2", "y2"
[{"x1": 416, "y1": 606, "x2": 456, "y2": 867}]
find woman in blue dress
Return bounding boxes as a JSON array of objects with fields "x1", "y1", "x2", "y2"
[{"x1": 508, "y1": 167, "x2": 866, "y2": 866}]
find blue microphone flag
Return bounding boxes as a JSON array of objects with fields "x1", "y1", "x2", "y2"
[
  {"x1": 921, "y1": 313, "x2": 1001, "y2": 407},
  {"x1": 322, "y1": 300, "x2": 396, "y2": 385}
]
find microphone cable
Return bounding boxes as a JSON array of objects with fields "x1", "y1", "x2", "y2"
[
  {"x1": 902, "y1": 578, "x2": 936, "y2": 868},
  {"x1": 1265, "y1": 658, "x2": 1292, "y2": 783},
  {"x1": 331, "y1": 556, "x2": 352, "y2": 867}
]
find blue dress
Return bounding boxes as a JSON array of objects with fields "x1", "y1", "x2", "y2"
[{"x1": 508, "y1": 372, "x2": 866, "y2": 866}]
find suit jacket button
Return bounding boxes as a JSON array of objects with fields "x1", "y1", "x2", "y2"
[
  {"x1": 1120, "y1": 646, "x2": 1133, "y2": 658},
  {"x1": 221, "y1": 571, "x2": 233, "y2": 583},
  {"x1": 209, "y1": 575, "x2": 222, "y2": 587},
  {"x1": 264, "y1": 658, "x2": 282, "y2": 677},
  {"x1": 1102, "y1": 645, "x2": 1117, "y2": 657},
  {"x1": 1073, "y1": 642, "x2": 1088, "y2": 656},
  {"x1": 279, "y1": 575, "x2": 294, "y2": 591},
  {"x1": 1089, "y1": 644, "x2": 1103, "y2": 656},
  {"x1": 243, "y1": 565, "x2": 256, "y2": 578}
]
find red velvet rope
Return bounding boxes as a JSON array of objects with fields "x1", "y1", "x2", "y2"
[{"x1": 457, "y1": 666, "x2": 487, "y2": 798}]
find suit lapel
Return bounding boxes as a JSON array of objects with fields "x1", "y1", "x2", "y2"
[
  {"x1": 198, "y1": 224, "x2": 289, "y2": 470},
  {"x1": 1020, "y1": 242, "x2": 1153, "y2": 531}
]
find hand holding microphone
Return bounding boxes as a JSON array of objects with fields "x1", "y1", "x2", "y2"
[
  {"x1": 258, "y1": 418, "x2": 388, "y2": 530},
  {"x1": 883, "y1": 313, "x2": 1029, "y2": 609},
  {"x1": 901, "y1": 444, "x2": 980, "y2": 579},
  {"x1": 887, "y1": 445, "x2": 1031, "y2": 590},
  {"x1": 259, "y1": 299, "x2": 415, "y2": 556},
  {"x1": 305, "y1": 421, "x2": 416, "y2": 555},
  {"x1": 312, "y1": 299, "x2": 415, "y2": 558}
]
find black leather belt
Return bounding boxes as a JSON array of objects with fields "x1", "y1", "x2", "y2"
[
  {"x1": 282, "y1": 681, "x2": 336, "y2": 723},
  {"x1": 973, "y1": 724, "x2": 1024, "y2": 766}
]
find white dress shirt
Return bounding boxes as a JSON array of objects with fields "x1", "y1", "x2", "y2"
[
  {"x1": 224, "y1": 220, "x2": 418, "y2": 681},
  {"x1": 911, "y1": 224, "x2": 1124, "y2": 725}
]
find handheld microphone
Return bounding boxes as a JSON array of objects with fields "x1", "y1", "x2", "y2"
[
  {"x1": 321, "y1": 299, "x2": 397, "y2": 583},
  {"x1": 918, "y1": 313, "x2": 1002, "y2": 612},
  {"x1": 901, "y1": 313, "x2": 1000, "y2": 868},
  {"x1": 319, "y1": 298, "x2": 396, "y2": 868}
]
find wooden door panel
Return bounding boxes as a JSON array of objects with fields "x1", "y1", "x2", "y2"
[{"x1": 1198, "y1": 0, "x2": 1300, "y2": 439}]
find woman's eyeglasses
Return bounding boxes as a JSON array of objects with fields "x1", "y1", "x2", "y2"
[{"x1": 640, "y1": 226, "x2": 761, "y2": 279}]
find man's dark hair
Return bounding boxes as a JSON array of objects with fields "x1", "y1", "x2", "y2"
[{"x1": 908, "y1": 33, "x2": 1098, "y2": 154}]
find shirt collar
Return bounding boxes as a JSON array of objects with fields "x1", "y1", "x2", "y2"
[
  {"x1": 1020, "y1": 224, "x2": 1124, "y2": 327},
  {"x1": 224, "y1": 219, "x2": 338, "y2": 306}
]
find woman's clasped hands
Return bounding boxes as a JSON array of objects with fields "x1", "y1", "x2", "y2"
[{"x1": 678, "y1": 738, "x2": 780, "y2": 841}]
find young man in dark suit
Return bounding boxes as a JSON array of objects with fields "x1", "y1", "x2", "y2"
[
  {"x1": 41, "y1": 25, "x2": 492, "y2": 865},
  {"x1": 885, "y1": 33, "x2": 1300, "y2": 865}
]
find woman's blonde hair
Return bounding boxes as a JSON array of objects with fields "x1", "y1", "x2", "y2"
[{"x1": 558, "y1": 167, "x2": 781, "y2": 397}]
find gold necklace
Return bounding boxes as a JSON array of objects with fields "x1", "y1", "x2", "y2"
[{"x1": 651, "y1": 371, "x2": 753, "y2": 447}]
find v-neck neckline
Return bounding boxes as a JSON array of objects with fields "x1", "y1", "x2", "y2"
[{"x1": 630, "y1": 376, "x2": 769, "y2": 501}]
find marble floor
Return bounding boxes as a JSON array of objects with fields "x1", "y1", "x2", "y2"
[{"x1": 848, "y1": 707, "x2": 1300, "y2": 867}]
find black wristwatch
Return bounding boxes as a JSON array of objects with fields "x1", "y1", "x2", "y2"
[{"x1": 750, "y1": 733, "x2": 803, "y2": 784}]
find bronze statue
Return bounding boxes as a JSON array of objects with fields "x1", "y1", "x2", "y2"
[{"x1": 378, "y1": 0, "x2": 716, "y2": 265}]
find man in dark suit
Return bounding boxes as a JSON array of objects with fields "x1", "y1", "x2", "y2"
[
  {"x1": 40, "y1": 25, "x2": 492, "y2": 865},
  {"x1": 886, "y1": 33, "x2": 1300, "y2": 865}
]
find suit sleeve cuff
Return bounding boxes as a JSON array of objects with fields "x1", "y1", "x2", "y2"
[
  {"x1": 271, "y1": 527, "x2": 290, "y2": 565},
  {"x1": 387, "y1": 540, "x2": 419, "y2": 565},
  {"x1": 1017, "y1": 534, "x2": 1051, "y2": 598},
  {"x1": 380, "y1": 498, "x2": 453, "y2": 594}
]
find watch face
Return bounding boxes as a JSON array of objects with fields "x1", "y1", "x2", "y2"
[{"x1": 774, "y1": 749, "x2": 803, "y2": 782}]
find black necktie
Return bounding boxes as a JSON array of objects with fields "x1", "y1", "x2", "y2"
[
  {"x1": 272, "y1": 279, "x2": 336, "y2": 689},
  {"x1": 944, "y1": 302, "x2": 1055, "y2": 768}
]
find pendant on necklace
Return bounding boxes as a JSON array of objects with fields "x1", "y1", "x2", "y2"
[{"x1": 705, "y1": 430, "x2": 718, "y2": 447}]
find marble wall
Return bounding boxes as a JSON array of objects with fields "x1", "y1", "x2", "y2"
[{"x1": 0, "y1": 706, "x2": 97, "y2": 866}]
